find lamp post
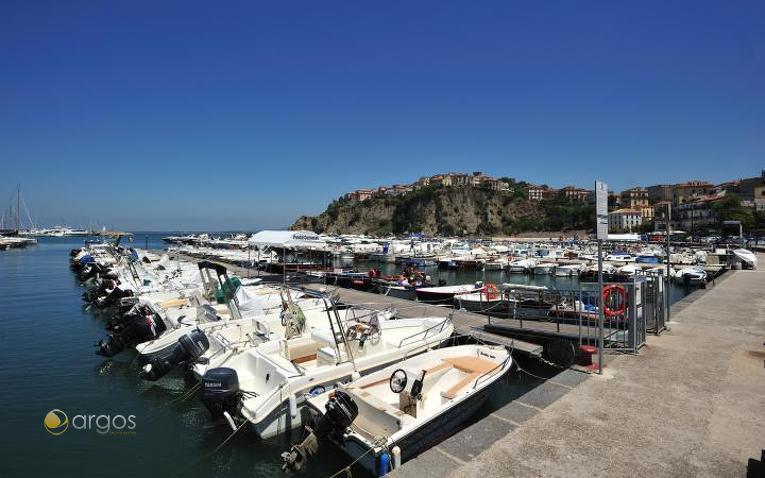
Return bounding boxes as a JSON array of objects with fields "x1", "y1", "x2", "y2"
[{"x1": 665, "y1": 203, "x2": 671, "y2": 323}]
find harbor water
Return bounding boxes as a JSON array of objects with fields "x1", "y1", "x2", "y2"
[{"x1": 1, "y1": 234, "x2": 592, "y2": 478}]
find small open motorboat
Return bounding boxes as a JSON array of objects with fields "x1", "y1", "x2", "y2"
[
  {"x1": 672, "y1": 266, "x2": 707, "y2": 285},
  {"x1": 733, "y1": 249, "x2": 758, "y2": 269},
  {"x1": 282, "y1": 344, "x2": 512, "y2": 475},
  {"x1": 198, "y1": 311, "x2": 455, "y2": 439}
]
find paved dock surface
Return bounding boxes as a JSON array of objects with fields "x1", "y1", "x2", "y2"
[{"x1": 394, "y1": 256, "x2": 765, "y2": 478}]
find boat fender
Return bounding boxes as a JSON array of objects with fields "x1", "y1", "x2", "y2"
[
  {"x1": 351, "y1": 371, "x2": 361, "y2": 382},
  {"x1": 222, "y1": 411, "x2": 237, "y2": 432},
  {"x1": 289, "y1": 394, "x2": 298, "y2": 419},
  {"x1": 391, "y1": 446, "x2": 401, "y2": 469},
  {"x1": 378, "y1": 451, "x2": 390, "y2": 477}
]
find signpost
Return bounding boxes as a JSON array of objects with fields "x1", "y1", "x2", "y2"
[
  {"x1": 666, "y1": 204, "x2": 672, "y2": 323},
  {"x1": 595, "y1": 181, "x2": 608, "y2": 374}
]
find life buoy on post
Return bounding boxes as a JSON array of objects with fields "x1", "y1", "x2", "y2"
[
  {"x1": 602, "y1": 285, "x2": 628, "y2": 317},
  {"x1": 484, "y1": 283, "x2": 499, "y2": 300}
]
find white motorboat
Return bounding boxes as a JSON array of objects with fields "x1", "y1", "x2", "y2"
[
  {"x1": 199, "y1": 312, "x2": 455, "y2": 439},
  {"x1": 283, "y1": 344, "x2": 512, "y2": 475},
  {"x1": 672, "y1": 266, "x2": 707, "y2": 285},
  {"x1": 733, "y1": 249, "x2": 758, "y2": 269},
  {"x1": 531, "y1": 262, "x2": 556, "y2": 275},
  {"x1": 453, "y1": 285, "x2": 503, "y2": 314},
  {"x1": 618, "y1": 264, "x2": 638, "y2": 276},
  {"x1": 554, "y1": 263, "x2": 582, "y2": 277},
  {"x1": 414, "y1": 283, "x2": 481, "y2": 302},
  {"x1": 507, "y1": 258, "x2": 536, "y2": 273},
  {"x1": 134, "y1": 286, "x2": 327, "y2": 359},
  {"x1": 141, "y1": 305, "x2": 393, "y2": 382}
]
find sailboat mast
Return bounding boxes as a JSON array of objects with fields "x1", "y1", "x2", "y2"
[{"x1": 16, "y1": 184, "x2": 20, "y2": 233}]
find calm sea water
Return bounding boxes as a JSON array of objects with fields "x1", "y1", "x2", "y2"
[{"x1": 0, "y1": 234, "x2": 692, "y2": 478}]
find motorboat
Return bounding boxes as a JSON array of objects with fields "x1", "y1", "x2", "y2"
[
  {"x1": 617, "y1": 264, "x2": 638, "y2": 276},
  {"x1": 554, "y1": 263, "x2": 582, "y2": 277},
  {"x1": 142, "y1": 306, "x2": 393, "y2": 382},
  {"x1": 507, "y1": 258, "x2": 536, "y2": 273},
  {"x1": 531, "y1": 262, "x2": 556, "y2": 275},
  {"x1": 453, "y1": 284, "x2": 503, "y2": 314},
  {"x1": 733, "y1": 249, "x2": 758, "y2": 269},
  {"x1": 282, "y1": 344, "x2": 512, "y2": 475},
  {"x1": 198, "y1": 310, "x2": 455, "y2": 439},
  {"x1": 672, "y1": 266, "x2": 707, "y2": 285},
  {"x1": 414, "y1": 283, "x2": 481, "y2": 303},
  {"x1": 605, "y1": 251, "x2": 634, "y2": 262}
]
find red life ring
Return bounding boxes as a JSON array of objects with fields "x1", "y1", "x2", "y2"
[
  {"x1": 602, "y1": 285, "x2": 628, "y2": 317},
  {"x1": 484, "y1": 283, "x2": 499, "y2": 300}
]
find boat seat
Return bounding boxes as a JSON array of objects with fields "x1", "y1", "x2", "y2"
[
  {"x1": 441, "y1": 372, "x2": 481, "y2": 399},
  {"x1": 439, "y1": 356, "x2": 499, "y2": 400},
  {"x1": 310, "y1": 328, "x2": 336, "y2": 347},
  {"x1": 346, "y1": 387, "x2": 414, "y2": 438},
  {"x1": 317, "y1": 346, "x2": 338, "y2": 366},
  {"x1": 159, "y1": 298, "x2": 189, "y2": 309},
  {"x1": 441, "y1": 356, "x2": 497, "y2": 374}
]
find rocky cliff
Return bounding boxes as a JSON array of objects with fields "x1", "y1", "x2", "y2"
[{"x1": 292, "y1": 185, "x2": 595, "y2": 236}]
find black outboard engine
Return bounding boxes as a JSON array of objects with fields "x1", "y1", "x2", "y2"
[
  {"x1": 200, "y1": 367, "x2": 242, "y2": 418},
  {"x1": 141, "y1": 329, "x2": 210, "y2": 381},
  {"x1": 95, "y1": 287, "x2": 133, "y2": 309},
  {"x1": 282, "y1": 390, "x2": 359, "y2": 472},
  {"x1": 96, "y1": 309, "x2": 167, "y2": 357}
]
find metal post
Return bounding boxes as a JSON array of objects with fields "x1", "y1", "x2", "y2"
[
  {"x1": 283, "y1": 248, "x2": 287, "y2": 284},
  {"x1": 665, "y1": 203, "x2": 671, "y2": 323},
  {"x1": 739, "y1": 223, "x2": 743, "y2": 248},
  {"x1": 597, "y1": 239, "x2": 605, "y2": 374}
]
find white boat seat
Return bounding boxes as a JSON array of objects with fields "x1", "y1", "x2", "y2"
[
  {"x1": 317, "y1": 346, "x2": 338, "y2": 366},
  {"x1": 310, "y1": 328, "x2": 336, "y2": 347},
  {"x1": 346, "y1": 387, "x2": 414, "y2": 438}
]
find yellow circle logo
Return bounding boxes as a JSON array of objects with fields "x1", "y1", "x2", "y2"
[{"x1": 44, "y1": 409, "x2": 69, "y2": 435}]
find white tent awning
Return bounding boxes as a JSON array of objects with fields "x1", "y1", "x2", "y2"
[{"x1": 248, "y1": 230, "x2": 327, "y2": 250}]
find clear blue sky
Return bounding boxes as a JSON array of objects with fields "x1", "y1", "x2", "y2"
[{"x1": 1, "y1": 1, "x2": 763, "y2": 230}]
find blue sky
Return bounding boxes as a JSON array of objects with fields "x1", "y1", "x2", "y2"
[{"x1": 1, "y1": 1, "x2": 763, "y2": 230}]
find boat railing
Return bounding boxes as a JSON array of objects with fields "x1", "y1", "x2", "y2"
[
  {"x1": 473, "y1": 353, "x2": 511, "y2": 390},
  {"x1": 397, "y1": 315, "x2": 452, "y2": 349}
]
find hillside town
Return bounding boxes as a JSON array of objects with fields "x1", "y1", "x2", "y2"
[{"x1": 343, "y1": 170, "x2": 765, "y2": 234}]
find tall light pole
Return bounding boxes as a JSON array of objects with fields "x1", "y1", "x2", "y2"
[{"x1": 665, "y1": 202, "x2": 671, "y2": 323}]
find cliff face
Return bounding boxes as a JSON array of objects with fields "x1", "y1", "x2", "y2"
[{"x1": 291, "y1": 186, "x2": 558, "y2": 236}]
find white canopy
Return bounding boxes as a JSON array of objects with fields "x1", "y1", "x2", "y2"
[
  {"x1": 607, "y1": 233, "x2": 641, "y2": 242},
  {"x1": 248, "y1": 230, "x2": 328, "y2": 251}
]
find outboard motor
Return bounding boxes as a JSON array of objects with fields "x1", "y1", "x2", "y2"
[
  {"x1": 282, "y1": 390, "x2": 359, "y2": 472},
  {"x1": 200, "y1": 367, "x2": 242, "y2": 418},
  {"x1": 95, "y1": 287, "x2": 133, "y2": 309},
  {"x1": 141, "y1": 329, "x2": 210, "y2": 381},
  {"x1": 96, "y1": 309, "x2": 167, "y2": 357}
]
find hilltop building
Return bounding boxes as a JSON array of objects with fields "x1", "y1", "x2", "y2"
[
  {"x1": 621, "y1": 187, "x2": 653, "y2": 221},
  {"x1": 608, "y1": 208, "x2": 643, "y2": 232}
]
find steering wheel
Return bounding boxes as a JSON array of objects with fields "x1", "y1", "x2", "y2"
[{"x1": 389, "y1": 369, "x2": 407, "y2": 394}]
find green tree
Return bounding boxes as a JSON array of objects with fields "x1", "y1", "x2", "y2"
[{"x1": 712, "y1": 193, "x2": 753, "y2": 228}]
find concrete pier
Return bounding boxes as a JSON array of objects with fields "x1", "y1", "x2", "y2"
[{"x1": 394, "y1": 254, "x2": 765, "y2": 477}]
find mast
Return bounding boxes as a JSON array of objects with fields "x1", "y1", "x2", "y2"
[{"x1": 16, "y1": 184, "x2": 20, "y2": 233}]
